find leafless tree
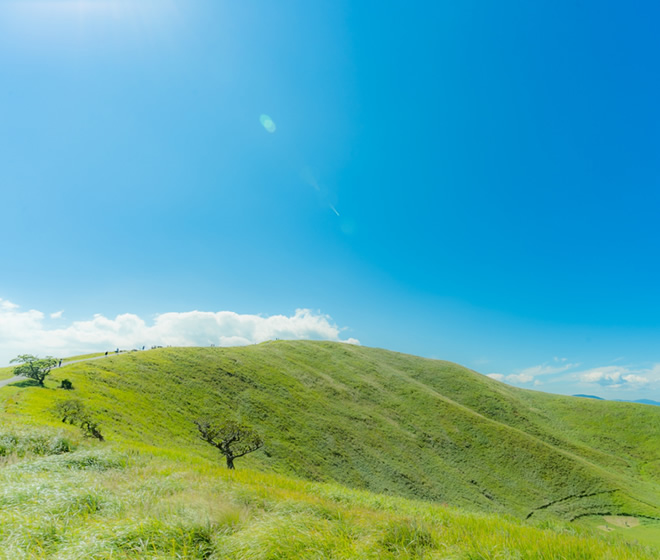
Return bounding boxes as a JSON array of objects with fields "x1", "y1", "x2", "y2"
[{"x1": 194, "y1": 419, "x2": 263, "y2": 469}]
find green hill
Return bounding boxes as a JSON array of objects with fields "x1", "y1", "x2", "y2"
[{"x1": 1, "y1": 341, "x2": 659, "y2": 558}]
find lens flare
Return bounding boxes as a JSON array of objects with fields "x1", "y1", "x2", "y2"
[{"x1": 259, "y1": 114, "x2": 276, "y2": 133}]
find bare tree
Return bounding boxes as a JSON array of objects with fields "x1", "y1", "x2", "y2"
[{"x1": 194, "y1": 419, "x2": 263, "y2": 469}]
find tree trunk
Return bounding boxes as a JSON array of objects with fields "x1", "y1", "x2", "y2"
[{"x1": 225, "y1": 454, "x2": 235, "y2": 469}]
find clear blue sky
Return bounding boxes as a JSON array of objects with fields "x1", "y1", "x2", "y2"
[{"x1": 2, "y1": 1, "x2": 659, "y2": 400}]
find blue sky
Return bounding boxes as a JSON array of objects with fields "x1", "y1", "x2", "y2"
[{"x1": 1, "y1": 1, "x2": 659, "y2": 400}]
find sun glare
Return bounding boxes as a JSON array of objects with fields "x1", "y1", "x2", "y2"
[
  {"x1": 12, "y1": 0, "x2": 123, "y2": 18},
  {"x1": 1, "y1": 0, "x2": 178, "y2": 48},
  {"x1": 4, "y1": 0, "x2": 178, "y2": 26}
]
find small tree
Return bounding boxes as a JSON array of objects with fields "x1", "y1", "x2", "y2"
[
  {"x1": 79, "y1": 417, "x2": 104, "y2": 441},
  {"x1": 53, "y1": 399, "x2": 104, "y2": 441},
  {"x1": 54, "y1": 399, "x2": 86, "y2": 423},
  {"x1": 11, "y1": 354, "x2": 58, "y2": 386},
  {"x1": 194, "y1": 419, "x2": 263, "y2": 469}
]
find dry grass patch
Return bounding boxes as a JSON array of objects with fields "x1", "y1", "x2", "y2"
[{"x1": 604, "y1": 516, "x2": 640, "y2": 528}]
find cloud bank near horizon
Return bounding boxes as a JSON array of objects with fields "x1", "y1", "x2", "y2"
[
  {"x1": 486, "y1": 358, "x2": 660, "y2": 396},
  {"x1": 486, "y1": 358, "x2": 579, "y2": 387},
  {"x1": 0, "y1": 299, "x2": 359, "y2": 366}
]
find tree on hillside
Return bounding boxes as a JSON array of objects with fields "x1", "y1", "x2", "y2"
[
  {"x1": 194, "y1": 419, "x2": 263, "y2": 469},
  {"x1": 54, "y1": 399, "x2": 86, "y2": 423},
  {"x1": 53, "y1": 399, "x2": 104, "y2": 441},
  {"x1": 10, "y1": 354, "x2": 58, "y2": 386}
]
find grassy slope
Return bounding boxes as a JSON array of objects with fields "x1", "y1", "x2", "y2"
[
  {"x1": 9, "y1": 342, "x2": 660, "y2": 516},
  {"x1": 1, "y1": 437, "x2": 656, "y2": 559},
  {"x1": 1, "y1": 340, "x2": 659, "y2": 557},
  {"x1": 0, "y1": 366, "x2": 13, "y2": 381}
]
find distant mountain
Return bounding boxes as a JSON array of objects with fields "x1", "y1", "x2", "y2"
[
  {"x1": 573, "y1": 394, "x2": 660, "y2": 406},
  {"x1": 629, "y1": 399, "x2": 660, "y2": 406}
]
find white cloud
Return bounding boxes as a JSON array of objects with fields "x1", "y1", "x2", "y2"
[
  {"x1": 0, "y1": 300, "x2": 19, "y2": 311},
  {"x1": 622, "y1": 374, "x2": 648, "y2": 384},
  {"x1": 580, "y1": 367, "x2": 622, "y2": 385},
  {"x1": 519, "y1": 361, "x2": 579, "y2": 377},
  {"x1": 50, "y1": 311, "x2": 64, "y2": 319},
  {"x1": 486, "y1": 358, "x2": 580, "y2": 386},
  {"x1": 486, "y1": 372, "x2": 533, "y2": 384},
  {"x1": 575, "y1": 365, "x2": 655, "y2": 389},
  {"x1": 488, "y1": 358, "x2": 660, "y2": 398},
  {"x1": 0, "y1": 299, "x2": 359, "y2": 365},
  {"x1": 507, "y1": 373, "x2": 534, "y2": 384}
]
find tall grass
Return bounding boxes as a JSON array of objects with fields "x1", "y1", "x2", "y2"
[{"x1": 0, "y1": 446, "x2": 656, "y2": 559}]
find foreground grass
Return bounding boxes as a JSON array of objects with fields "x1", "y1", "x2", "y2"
[{"x1": 0, "y1": 433, "x2": 657, "y2": 560}]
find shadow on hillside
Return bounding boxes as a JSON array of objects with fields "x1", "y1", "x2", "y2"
[{"x1": 10, "y1": 379, "x2": 42, "y2": 388}]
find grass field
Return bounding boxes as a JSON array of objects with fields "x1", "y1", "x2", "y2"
[
  {"x1": 583, "y1": 515, "x2": 660, "y2": 549},
  {"x1": 1, "y1": 341, "x2": 658, "y2": 557},
  {"x1": 0, "y1": 432, "x2": 657, "y2": 559},
  {"x1": 0, "y1": 366, "x2": 14, "y2": 381}
]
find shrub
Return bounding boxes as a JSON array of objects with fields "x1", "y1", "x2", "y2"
[
  {"x1": 59, "y1": 379, "x2": 74, "y2": 390},
  {"x1": 0, "y1": 432, "x2": 73, "y2": 458}
]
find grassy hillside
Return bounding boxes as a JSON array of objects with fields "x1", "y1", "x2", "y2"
[
  {"x1": 1, "y1": 341, "x2": 659, "y2": 557},
  {"x1": 0, "y1": 435, "x2": 657, "y2": 559},
  {"x1": 0, "y1": 366, "x2": 13, "y2": 381}
]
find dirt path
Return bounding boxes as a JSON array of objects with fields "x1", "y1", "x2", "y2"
[
  {"x1": 0, "y1": 375, "x2": 23, "y2": 388},
  {"x1": 0, "y1": 353, "x2": 125, "y2": 389}
]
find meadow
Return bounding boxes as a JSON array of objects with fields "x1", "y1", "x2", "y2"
[
  {"x1": 1, "y1": 341, "x2": 658, "y2": 558},
  {"x1": 0, "y1": 366, "x2": 13, "y2": 381}
]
